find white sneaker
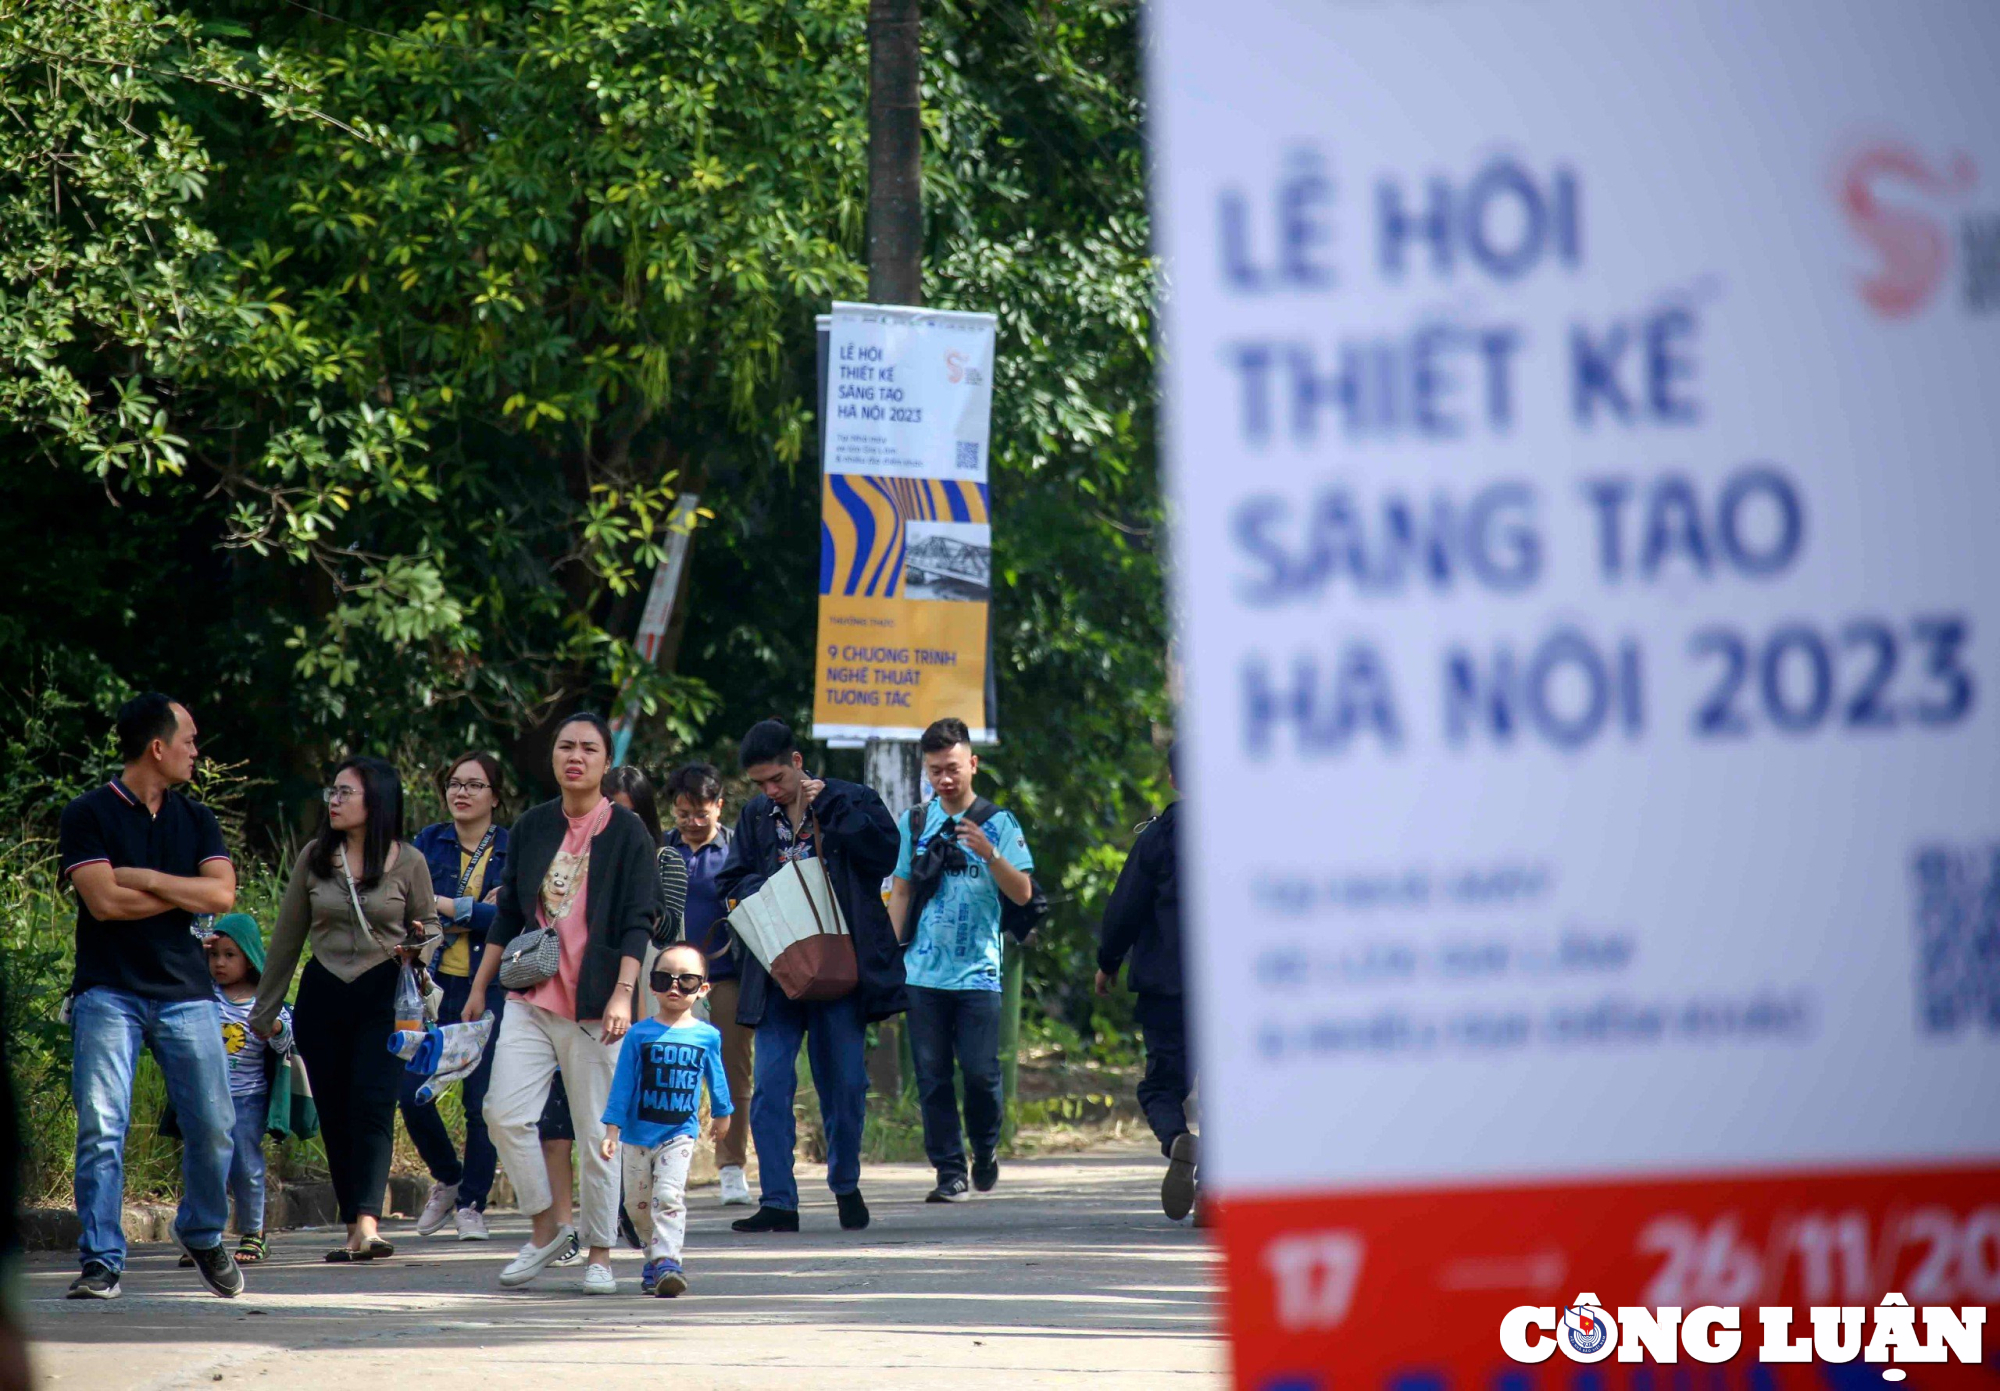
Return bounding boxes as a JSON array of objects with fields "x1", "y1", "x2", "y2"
[
  {"x1": 416, "y1": 1181, "x2": 460, "y2": 1236},
  {"x1": 718, "y1": 1166, "x2": 753, "y2": 1206},
  {"x1": 581, "y1": 1262, "x2": 617, "y2": 1295},
  {"x1": 498, "y1": 1224, "x2": 576, "y2": 1288},
  {"x1": 455, "y1": 1208, "x2": 490, "y2": 1241},
  {"x1": 519, "y1": 1232, "x2": 581, "y2": 1265}
]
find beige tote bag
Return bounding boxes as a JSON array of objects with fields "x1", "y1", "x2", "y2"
[{"x1": 727, "y1": 816, "x2": 858, "y2": 1001}]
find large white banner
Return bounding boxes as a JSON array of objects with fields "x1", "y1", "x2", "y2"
[
  {"x1": 1151, "y1": 0, "x2": 2000, "y2": 1382},
  {"x1": 824, "y1": 302, "x2": 996, "y2": 480}
]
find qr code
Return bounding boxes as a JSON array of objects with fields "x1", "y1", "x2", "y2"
[
  {"x1": 1912, "y1": 843, "x2": 2000, "y2": 1035},
  {"x1": 955, "y1": 440, "x2": 981, "y2": 472}
]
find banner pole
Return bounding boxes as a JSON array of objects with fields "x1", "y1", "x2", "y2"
[{"x1": 862, "y1": 0, "x2": 924, "y2": 1097}]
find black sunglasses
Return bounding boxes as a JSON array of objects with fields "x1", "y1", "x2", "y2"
[{"x1": 650, "y1": 970, "x2": 707, "y2": 994}]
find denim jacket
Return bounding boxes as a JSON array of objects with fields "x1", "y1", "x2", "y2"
[{"x1": 412, "y1": 820, "x2": 511, "y2": 978}]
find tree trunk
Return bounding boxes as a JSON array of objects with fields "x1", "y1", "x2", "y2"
[
  {"x1": 864, "y1": 0, "x2": 924, "y2": 1098},
  {"x1": 867, "y1": 0, "x2": 924, "y2": 308}
]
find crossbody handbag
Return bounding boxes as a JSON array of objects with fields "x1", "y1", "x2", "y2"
[
  {"x1": 496, "y1": 800, "x2": 609, "y2": 990},
  {"x1": 339, "y1": 846, "x2": 443, "y2": 1020},
  {"x1": 495, "y1": 919, "x2": 562, "y2": 990}
]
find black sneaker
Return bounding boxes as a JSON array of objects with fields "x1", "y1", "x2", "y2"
[
  {"x1": 1162, "y1": 1131, "x2": 1199, "y2": 1222},
  {"x1": 731, "y1": 1205, "x2": 800, "y2": 1234},
  {"x1": 971, "y1": 1154, "x2": 999, "y2": 1192},
  {"x1": 177, "y1": 1232, "x2": 244, "y2": 1299},
  {"x1": 926, "y1": 1175, "x2": 970, "y2": 1203},
  {"x1": 836, "y1": 1189, "x2": 871, "y2": 1230},
  {"x1": 66, "y1": 1263, "x2": 120, "y2": 1300}
]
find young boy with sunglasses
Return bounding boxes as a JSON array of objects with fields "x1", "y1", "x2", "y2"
[{"x1": 599, "y1": 943, "x2": 733, "y2": 1296}]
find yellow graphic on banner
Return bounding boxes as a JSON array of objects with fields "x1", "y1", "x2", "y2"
[
  {"x1": 814, "y1": 596, "x2": 989, "y2": 735},
  {"x1": 819, "y1": 475, "x2": 989, "y2": 599},
  {"x1": 814, "y1": 472, "x2": 994, "y2": 739}
]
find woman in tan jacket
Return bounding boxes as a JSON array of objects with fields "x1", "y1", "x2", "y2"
[{"x1": 252, "y1": 755, "x2": 437, "y2": 1261}]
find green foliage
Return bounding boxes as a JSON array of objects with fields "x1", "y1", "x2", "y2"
[
  {"x1": 678, "y1": 0, "x2": 1170, "y2": 1043},
  {"x1": 919, "y1": 0, "x2": 1171, "y2": 1035},
  {"x1": 3, "y1": 0, "x2": 871, "y2": 779},
  {"x1": 192, "y1": 0, "x2": 870, "y2": 693},
  {"x1": 2, "y1": 0, "x2": 1167, "y2": 1053},
  {"x1": 0, "y1": 0, "x2": 350, "y2": 481}
]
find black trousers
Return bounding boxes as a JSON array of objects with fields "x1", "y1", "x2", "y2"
[
  {"x1": 906, "y1": 985, "x2": 1004, "y2": 1181},
  {"x1": 1133, "y1": 991, "x2": 1194, "y2": 1155},
  {"x1": 294, "y1": 958, "x2": 403, "y2": 1223}
]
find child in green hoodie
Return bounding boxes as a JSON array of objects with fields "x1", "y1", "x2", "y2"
[{"x1": 200, "y1": 913, "x2": 292, "y2": 1265}]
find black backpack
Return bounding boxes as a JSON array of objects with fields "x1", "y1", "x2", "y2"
[{"x1": 904, "y1": 797, "x2": 1049, "y2": 943}]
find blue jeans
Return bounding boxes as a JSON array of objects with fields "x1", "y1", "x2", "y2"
[
  {"x1": 750, "y1": 989, "x2": 866, "y2": 1210},
  {"x1": 71, "y1": 987, "x2": 234, "y2": 1271},
  {"x1": 228, "y1": 1091, "x2": 269, "y2": 1234},
  {"x1": 397, "y1": 974, "x2": 502, "y2": 1209},
  {"x1": 906, "y1": 985, "x2": 1004, "y2": 1182}
]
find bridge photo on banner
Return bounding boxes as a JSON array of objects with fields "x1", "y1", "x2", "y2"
[
  {"x1": 1149, "y1": 0, "x2": 2000, "y2": 1386},
  {"x1": 813, "y1": 301, "x2": 999, "y2": 743}
]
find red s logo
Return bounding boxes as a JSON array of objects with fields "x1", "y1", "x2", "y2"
[
  {"x1": 1837, "y1": 142, "x2": 1976, "y2": 319},
  {"x1": 944, "y1": 350, "x2": 966, "y2": 384}
]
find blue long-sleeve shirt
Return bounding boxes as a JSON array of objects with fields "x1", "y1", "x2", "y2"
[
  {"x1": 412, "y1": 821, "x2": 510, "y2": 977},
  {"x1": 601, "y1": 1018, "x2": 732, "y2": 1148}
]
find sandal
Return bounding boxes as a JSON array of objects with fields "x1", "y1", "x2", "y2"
[
  {"x1": 235, "y1": 1233, "x2": 267, "y2": 1265},
  {"x1": 323, "y1": 1246, "x2": 367, "y2": 1262},
  {"x1": 366, "y1": 1238, "x2": 395, "y2": 1259}
]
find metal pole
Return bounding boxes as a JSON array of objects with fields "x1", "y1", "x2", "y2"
[
  {"x1": 998, "y1": 938, "x2": 1024, "y2": 1143},
  {"x1": 864, "y1": 0, "x2": 924, "y2": 1100},
  {"x1": 609, "y1": 493, "x2": 701, "y2": 767},
  {"x1": 867, "y1": 0, "x2": 923, "y2": 309}
]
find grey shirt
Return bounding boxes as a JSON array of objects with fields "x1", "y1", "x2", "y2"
[{"x1": 252, "y1": 842, "x2": 439, "y2": 1032}]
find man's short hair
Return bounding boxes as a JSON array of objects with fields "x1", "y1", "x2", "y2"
[
  {"x1": 665, "y1": 762, "x2": 724, "y2": 804},
  {"x1": 918, "y1": 717, "x2": 972, "y2": 755},
  {"x1": 739, "y1": 719, "x2": 798, "y2": 769},
  {"x1": 116, "y1": 693, "x2": 181, "y2": 764}
]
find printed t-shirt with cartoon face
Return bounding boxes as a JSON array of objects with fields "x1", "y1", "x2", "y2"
[{"x1": 516, "y1": 798, "x2": 611, "y2": 1020}]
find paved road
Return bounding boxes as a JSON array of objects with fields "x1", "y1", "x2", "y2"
[{"x1": 24, "y1": 1142, "x2": 1225, "y2": 1390}]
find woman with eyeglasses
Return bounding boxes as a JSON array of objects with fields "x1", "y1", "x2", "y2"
[
  {"x1": 464, "y1": 712, "x2": 660, "y2": 1294},
  {"x1": 252, "y1": 757, "x2": 438, "y2": 1262},
  {"x1": 401, "y1": 752, "x2": 511, "y2": 1243}
]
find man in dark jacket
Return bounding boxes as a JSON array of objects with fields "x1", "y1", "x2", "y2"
[
  {"x1": 716, "y1": 720, "x2": 904, "y2": 1234},
  {"x1": 1095, "y1": 750, "x2": 1193, "y2": 1220}
]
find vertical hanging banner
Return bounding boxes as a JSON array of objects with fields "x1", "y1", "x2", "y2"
[
  {"x1": 1150, "y1": 1, "x2": 1999, "y2": 1388},
  {"x1": 814, "y1": 301, "x2": 998, "y2": 742}
]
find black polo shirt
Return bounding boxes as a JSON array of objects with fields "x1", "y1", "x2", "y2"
[{"x1": 59, "y1": 779, "x2": 230, "y2": 1000}]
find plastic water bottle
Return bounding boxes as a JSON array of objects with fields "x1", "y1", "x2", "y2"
[{"x1": 394, "y1": 963, "x2": 424, "y2": 1034}]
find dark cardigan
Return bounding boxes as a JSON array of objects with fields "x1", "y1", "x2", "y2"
[{"x1": 487, "y1": 798, "x2": 657, "y2": 1021}]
